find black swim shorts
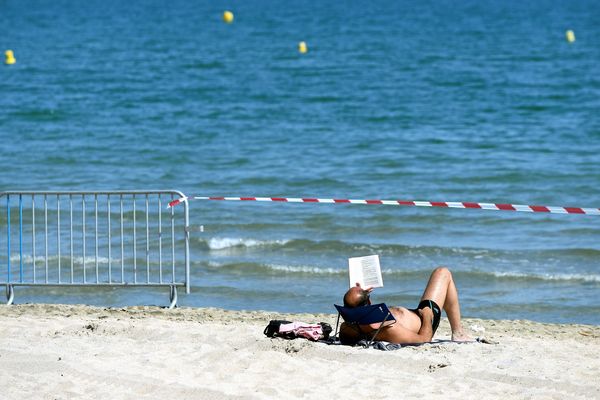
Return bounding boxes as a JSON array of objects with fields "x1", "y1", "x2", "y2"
[{"x1": 411, "y1": 299, "x2": 442, "y2": 334}]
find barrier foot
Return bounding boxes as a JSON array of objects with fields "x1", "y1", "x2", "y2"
[
  {"x1": 6, "y1": 284, "x2": 14, "y2": 306},
  {"x1": 168, "y1": 285, "x2": 178, "y2": 309}
]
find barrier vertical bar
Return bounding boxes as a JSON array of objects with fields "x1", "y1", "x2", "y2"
[
  {"x1": 7, "y1": 195, "x2": 10, "y2": 283},
  {"x1": 158, "y1": 194, "x2": 163, "y2": 284},
  {"x1": 70, "y1": 195, "x2": 73, "y2": 284},
  {"x1": 108, "y1": 195, "x2": 112, "y2": 283},
  {"x1": 44, "y1": 195, "x2": 48, "y2": 283},
  {"x1": 32, "y1": 195, "x2": 36, "y2": 283},
  {"x1": 57, "y1": 195, "x2": 61, "y2": 283},
  {"x1": 82, "y1": 195, "x2": 86, "y2": 283},
  {"x1": 133, "y1": 194, "x2": 137, "y2": 284},
  {"x1": 171, "y1": 194, "x2": 175, "y2": 283},
  {"x1": 95, "y1": 194, "x2": 98, "y2": 283},
  {"x1": 19, "y1": 195, "x2": 23, "y2": 283},
  {"x1": 120, "y1": 195, "x2": 124, "y2": 283},
  {"x1": 184, "y1": 196, "x2": 190, "y2": 294},
  {"x1": 146, "y1": 194, "x2": 149, "y2": 283}
]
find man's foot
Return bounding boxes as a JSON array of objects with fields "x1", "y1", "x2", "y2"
[{"x1": 451, "y1": 329, "x2": 472, "y2": 342}]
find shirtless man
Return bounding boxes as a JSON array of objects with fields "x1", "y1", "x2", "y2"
[{"x1": 340, "y1": 267, "x2": 471, "y2": 344}]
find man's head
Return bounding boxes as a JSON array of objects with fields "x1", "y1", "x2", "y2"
[{"x1": 343, "y1": 286, "x2": 371, "y2": 308}]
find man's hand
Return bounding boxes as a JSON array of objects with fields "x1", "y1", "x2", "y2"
[
  {"x1": 354, "y1": 282, "x2": 374, "y2": 293},
  {"x1": 416, "y1": 306, "x2": 434, "y2": 342},
  {"x1": 417, "y1": 306, "x2": 434, "y2": 326}
]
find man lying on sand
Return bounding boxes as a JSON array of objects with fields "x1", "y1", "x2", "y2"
[{"x1": 340, "y1": 267, "x2": 471, "y2": 344}]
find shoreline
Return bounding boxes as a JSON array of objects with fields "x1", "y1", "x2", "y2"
[{"x1": 1, "y1": 304, "x2": 599, "y2": 399}]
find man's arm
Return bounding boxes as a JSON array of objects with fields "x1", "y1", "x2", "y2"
[
  {"x1": 416, "y1": 307, "x2": 434, "y2": 341},
  {"x1": 374, "y1": 307, "x2": 434, "y2": 344}
]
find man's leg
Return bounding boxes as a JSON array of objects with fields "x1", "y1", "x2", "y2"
[{"x1": 420, "y1": 267, "x2": 471, "y2": 341}]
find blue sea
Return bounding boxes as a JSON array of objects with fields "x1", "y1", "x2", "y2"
[{"x1": 1, "y1": 0, "x2": 599, "y2": 324}]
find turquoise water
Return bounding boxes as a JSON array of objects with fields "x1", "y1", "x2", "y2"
[{"x1": 2, "y1": 0, "x2": 600, "y2": 324}]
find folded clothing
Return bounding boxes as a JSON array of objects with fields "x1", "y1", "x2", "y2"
[
  {"x1": 279, "y1": 322, "x2": 323, "y2": 341},
  {"x1": 264, "y1": 320, "x2": 332, "y2": 341}
]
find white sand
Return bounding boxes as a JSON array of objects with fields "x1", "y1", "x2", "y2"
[{"x1": 1, "y1": 304, "x2": 599, "y2": 399}]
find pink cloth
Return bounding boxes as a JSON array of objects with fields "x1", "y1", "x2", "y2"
[{"x1": 279, "y1": 322, "x2": 323, "y2": 341}]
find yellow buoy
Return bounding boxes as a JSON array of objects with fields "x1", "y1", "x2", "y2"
[
  {"x1": 5, "y1": 50, "x2": 16, "y2": 65},
  {"x1": 223, "y1": 10, "x2": 234, "y2": 24},
  {"x1": 298, "y1": 41, "x2": 308, "y2": 54},
  {"x1": 566, "y1": 30, "x2": 576, "y2": 43}
]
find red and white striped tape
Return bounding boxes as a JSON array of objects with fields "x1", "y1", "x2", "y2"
[{"x1": 168, "y1": 195, "x2": 600, "y2": 216}]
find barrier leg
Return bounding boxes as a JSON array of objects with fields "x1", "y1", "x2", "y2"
[
  {"x1": 168, "y1": 285, "x2": 178, "y2": 309},
  {"x1": 6, "y1": 284, "x2": 14, "y2": 305}
]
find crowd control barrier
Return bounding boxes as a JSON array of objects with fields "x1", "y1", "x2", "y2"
[{"x1": 1, "y1": 191, "x2": 190, "y2": 308}]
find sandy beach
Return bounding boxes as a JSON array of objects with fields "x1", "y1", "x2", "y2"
[{"x1": 1, "y1": 304, "x2": 599, "y2": 400}]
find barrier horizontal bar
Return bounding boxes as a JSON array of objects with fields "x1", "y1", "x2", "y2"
[{"x1": 1, "y1": 283, "x2": 186, "y2": 287}]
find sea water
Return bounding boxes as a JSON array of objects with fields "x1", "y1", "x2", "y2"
[{"x1": 1, "y1": 0, "x2": 599, "y2": 324}]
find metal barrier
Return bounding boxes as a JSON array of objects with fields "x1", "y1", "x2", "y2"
[{"x1": 0, "y1": 191, "x2": 190, "y2": 308}]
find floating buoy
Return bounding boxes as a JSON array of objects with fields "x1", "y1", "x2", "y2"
[
  {"x1": 298, "y1": 41, "x2": 308, "y2": 54},
  {"x1": 566, "y1": 30, "x2": 576, "y2": 43},
  {"x1": 223, "y1": 10, "x2": 234, "y2": 24},
  {"x1": 5, "y1": 50, "x2": 16, "y2": 65}
]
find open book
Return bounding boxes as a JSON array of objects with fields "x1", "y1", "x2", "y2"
[{"x1": 348, "y1": 254, "x2": 383, "y2": 289}]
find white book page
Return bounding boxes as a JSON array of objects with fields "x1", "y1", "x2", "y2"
[{"x1": 348, "y1": 255, "x2": 383, "y2": 288}]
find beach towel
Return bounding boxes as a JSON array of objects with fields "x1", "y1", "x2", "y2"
[{"x1": 324, "y1": 336, "x2": 496, "y2": 351}]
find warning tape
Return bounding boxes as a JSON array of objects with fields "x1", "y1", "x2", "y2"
[{"x1": 167, "y1": 195, "x2": 600, "y2": 216}]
